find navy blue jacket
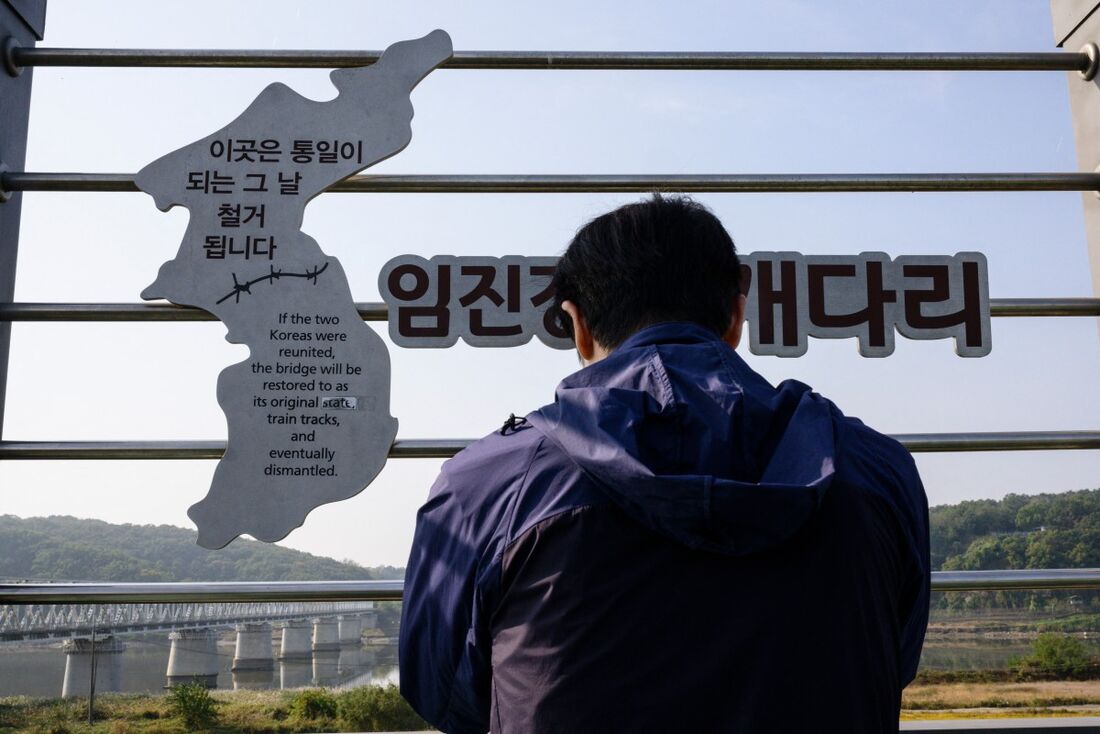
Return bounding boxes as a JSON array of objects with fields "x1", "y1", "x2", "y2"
[{"x1": 400, "y1": 322, "x2": 930, "y2": 734}]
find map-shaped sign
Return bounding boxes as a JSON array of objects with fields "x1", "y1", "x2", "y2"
[{"x1": 138, "y1": 30, "x2": 453, "y2": 549}]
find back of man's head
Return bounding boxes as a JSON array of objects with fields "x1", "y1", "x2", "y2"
[{"x1": 553, "y1": 194, "x2": 742, "y2": 350}]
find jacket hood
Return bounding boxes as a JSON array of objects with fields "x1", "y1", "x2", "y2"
[{"x1": 526, "y1": 322, "x2": 837, "y2": 556}]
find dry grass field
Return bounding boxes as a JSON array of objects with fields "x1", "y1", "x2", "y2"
[
  {"x1": 7, "y1": 683, "x2": 1100, "y2": 730},
  {"x1": 902, "y1": 680, "x2": 1100, "y2": 719}
]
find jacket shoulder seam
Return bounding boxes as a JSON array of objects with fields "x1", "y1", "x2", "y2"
[{"x1": 495, "y1": 434, "x2": 548, "y2": 564}]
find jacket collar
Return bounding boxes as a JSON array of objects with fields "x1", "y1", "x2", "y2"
[{"x1": 615, "y1": 321, "x2": 726, "y2": 352}]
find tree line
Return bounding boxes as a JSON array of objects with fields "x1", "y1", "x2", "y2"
[
  {"x1": 929, "y1": 489, "x2": 1100, "y2": 613},
  {"x1": 0, "y1": 514, "x2": 402, "y2": 582},
  {"x1": 4, "y1": 489, "x2": 1099, "y2": 583},
  {"x1": 931, "y1": 488, "x2": 1100, "y2": 571}
]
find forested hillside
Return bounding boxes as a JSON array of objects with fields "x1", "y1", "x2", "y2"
[
  {"x1": 0, "y1": 515, "x2": 402, "y2": 582},
  {"x1": 4, "y1": 489, "x2": 1097, "y2": 583},
  {"x1": 931, "y1": 489, "x2": 1100, "y2": 571}
]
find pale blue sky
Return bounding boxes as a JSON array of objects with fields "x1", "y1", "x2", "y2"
[{"x1": 2, "y1": 1, "x2": 1098, "y2": 566}]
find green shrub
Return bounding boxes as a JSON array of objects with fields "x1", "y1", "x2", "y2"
[
  {"x1": 337, "y1": 684, "x2": 429, "y2": 732},
  {"x1": 288, "y1": 688, "x2": 338, "y2": 721},
  {"x1": 1013, "y1": 632, "x2": 1093, "y2": 679},
  {"x1": 166, "y1": 681, "x2": 218, "y2": 729}
]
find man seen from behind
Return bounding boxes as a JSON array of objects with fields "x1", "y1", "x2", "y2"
[{"x1": 400, "y1": 194, "x2": 930, "y2": 733}]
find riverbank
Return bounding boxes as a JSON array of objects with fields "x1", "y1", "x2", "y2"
[
  {"x1": 0, "y1": 685, "x2": 429, "y2": 733},
  {"x1": 924, "y1": 612, "x2": 1100, "y2": 639},
  {"x1": 6, "y1": 681, "x2": 1100, "y2": 733}
]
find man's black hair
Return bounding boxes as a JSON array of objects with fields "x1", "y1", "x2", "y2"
[{"x1": 553, "y1": 194, "x2": 742, "y2": 350}]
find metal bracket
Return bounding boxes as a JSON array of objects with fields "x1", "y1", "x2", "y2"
[
  {"x1": 1080, "y1": 42, "x2": 1099, "y2": 81},
  {"x1": 0, "y1": 163, "x2": 10, "y2": 203},
  {"x1": 2, "y1": 37, "x2": 20, "y2": 77}
]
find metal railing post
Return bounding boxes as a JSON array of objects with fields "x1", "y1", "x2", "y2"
[
  {"x1": 1052, "y1": 1, "x2": 1100, "y2": 332},
  {"x1": 0, "y1": 0, "x2": 44, "y2": 437}
]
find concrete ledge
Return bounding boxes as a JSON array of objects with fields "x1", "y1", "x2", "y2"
[
  {"x1": 314, "y1": 721, "x2": 1100, "y2": 734},
  {"x1": 901, "y1": 718, "x2": 1100, "y2": 732}
]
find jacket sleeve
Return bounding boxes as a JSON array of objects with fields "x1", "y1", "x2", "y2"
[
  {"x1": 399, "y1": 435, "x2": 527, "y2": 733},
  {"x1": 897, "y1": 464, "x2": 931, "y2": 686},
  {"x1": 851, "y1": 422, "x2": 932, "y2": 688}
]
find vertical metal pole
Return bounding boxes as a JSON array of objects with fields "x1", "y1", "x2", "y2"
[
  {"x1": 87, "y1": 623, "x2": 97, "y2": 724},
  {"x1": 1052, "y1": 1, "x2": 1100, "y2": 332},
  {"x1": 0, "y1": 0, "x2": 45, "y2": 437}
]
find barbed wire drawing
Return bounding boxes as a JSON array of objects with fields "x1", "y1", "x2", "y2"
[{"x1": 216, "y1": 263, "x2": 330, "y2": 305}]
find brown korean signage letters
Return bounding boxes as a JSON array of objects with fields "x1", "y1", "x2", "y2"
[{"x1": 380, "y1": 251, "x2": 991, "y2": 358}]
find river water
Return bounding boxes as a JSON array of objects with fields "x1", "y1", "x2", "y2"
[
  {"x1": 0, "y1": 632, "x2": 398, "y2": 698},
  {"x1": 3, "y1": 632, "x2": 1098, "y2": 699},
  {"x1": 919, "y1": 635, "x2": 1100, "y2": 671}
]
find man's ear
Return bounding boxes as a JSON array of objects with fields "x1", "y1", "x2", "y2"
[
  {"x1": 723, "y1": 293, "x2": 748, "y2": 350},
  {"x1": 560, "y1": 300, "x2": 597, "y2": 363}
]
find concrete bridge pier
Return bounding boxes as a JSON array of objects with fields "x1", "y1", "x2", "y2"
[
  {"x1": 311, "y1": 617, "x2": 339, "y2": 652},
  {"x1": 312, "y1": 649, "x2": 341, "y2": 686},
  {"x1": 338, "y1": 615, "x2": 363, "y2": 647},
  {"x1": 338, "y1": 645, "x2": 363, "y2": 677},
  {"x1": 232, "y1": 669, "x2": 274, "y2": 690},
  {"x1": 231, "y1": 622, "x2": 274, "y2": 671},
  {"x1": 277, "y1": 619, "x2": 312, "y2": 660},
  {"x1": 166, "y1": 628, "x2": 220, "y2": 688},
  {"x1": 61, "y1": 636, "x2": 125, "y2": 699},
  {"x1": 362, "y1": 609, "x2": 378, "y2": 631},
  {"x1": 279, "y1": 659, "x2": 314, "y2": 689}
]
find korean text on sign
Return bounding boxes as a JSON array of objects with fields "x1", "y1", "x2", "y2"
[
  {"x1": 379, "y1": 251, "x2": 991, "y2": 357},
  {"x1": 741, "y1": 251, "x2": 991, "y2": 357},
  {"x1": 378, "y1": 255, "x2": 573, "y2": 349}
]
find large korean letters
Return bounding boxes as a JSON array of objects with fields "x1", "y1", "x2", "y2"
[
  {"x1": 741, "y1": 252, "x2": 990, "y2": 357},
  {"x1": 380, "y1": 251, "x2": 992, "y2": 358}
]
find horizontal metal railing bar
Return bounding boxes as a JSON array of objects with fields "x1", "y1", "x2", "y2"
[
  {"x1": 0, "y1": 302, "x2": 387, "y2": 322},
  {"x1": 2, "y1": 569, "x2": 1098, "y2": 603},
  {"x1": 932, "y1": 569, "x2": 1100, "y2": 592},
  {"x1": 0, "y1": 439, "x2": 473, "y2": 460},
  {"x1": 11, "y1": 48, "x2": 1089, "y2": 72},
  {"x1": 988, "y1": 298, "x2": 1100, "y2": 316},
  {"x1": 0, "y1": 580, "x2": 405, "y2": 603},
  {"x1": 2, "y1": 299, "x2": 1098, "y2": 322},
  {"x1": 1, "y1": 432, "x2": 1099, "y2": 460},
  {"x1": 891, "y1": 431, "x2": 1100, "y2": 452},
  {"x1": 7, "y1": 172, "x2": 1100, "y2": 194}
]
